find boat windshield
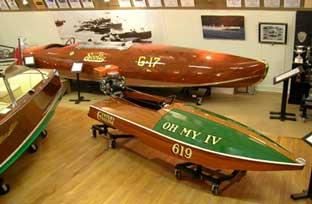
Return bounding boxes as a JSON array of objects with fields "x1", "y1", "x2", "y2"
[{"x1": 0, "y1": 62, "x2": 48, "y2": 114}]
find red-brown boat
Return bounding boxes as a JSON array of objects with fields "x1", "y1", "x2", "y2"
[
  {"x1": 22, "y1": 41, "x2": 268, "y2": 88},
  {"x1": 0, "y1": 61, "x2": 64, "y2": 195}
]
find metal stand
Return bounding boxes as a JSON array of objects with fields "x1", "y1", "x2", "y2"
[
  {"x1": 270, "y1": 79, "x2": 296, "y2": 121},
  {"x1": 182, "y1": 87, "x2": 211, "y2": 105},
  {"x1": 174, "y1": 162, "x2": 246, "y2": 195},
  {"x1": 91, "y1": 124, "x2": 133, "y2": 148},
  {"x1": 69, "y1": 73, "x2": 90, "y2": 104},
  {"x1": 291, "y1": 170, "x2": 312, "y2": 200}
]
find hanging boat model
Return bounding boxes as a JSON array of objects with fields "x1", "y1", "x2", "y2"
[
  {"x1": 88, "y1": 69, "x2": 304, "y2": 172},
  {"x1": 22, "y1": 40, "x2": 268, "y2": 89},
  {"x1": 0, "y1": 61, "x2": 64, "y2": 195}
]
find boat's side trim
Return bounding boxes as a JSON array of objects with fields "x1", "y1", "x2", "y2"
[
  {"x1": 0, "y1": 88, "x2": 63, "y2": 175},
  {"x1": 90, "y1": 105, "x2": 304, "y2": 167},
  {"x1": 127, "y1": 74, "x2": 263, "y2": 88}
]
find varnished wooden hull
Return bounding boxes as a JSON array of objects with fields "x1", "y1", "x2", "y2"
[
  {"x1": 0, "y1": 69, "x2": 64, "y2": 175},
  {"x1": 88, "y1": 92, "x2": 304, "y2": 171},
  {"x1": 24, "y1": 43, "x2": 268, "y2": 88}
]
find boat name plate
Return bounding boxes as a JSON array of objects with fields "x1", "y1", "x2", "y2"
[{"x1": 97, "y1": 111, "x2": 115, "y2": 126}]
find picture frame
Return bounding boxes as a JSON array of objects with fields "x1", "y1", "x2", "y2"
[
  {"x1": 201, "y1": 15, "x2": 245, "y2": 40},
  {"x1": 259, "y1": 23, "x2": 288, "y2": 44}
]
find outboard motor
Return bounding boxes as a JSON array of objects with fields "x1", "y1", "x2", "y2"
[{"x1": 97, "y1": 65, "x2": 126, "y2": 97}]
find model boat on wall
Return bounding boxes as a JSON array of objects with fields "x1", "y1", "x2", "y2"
[
  {"x1": 22, "y1": 41, "x2": 268, "y2": 88},
  {"x1": 88, "y1": 70, "x2": 305, "y2": 172},
  {"x1": 0, "y1": 61, "x2": 64, "y2": 195}
]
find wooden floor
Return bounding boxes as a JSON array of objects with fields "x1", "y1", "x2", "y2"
[{"x1": 0, "y1": 91, "x2": 311, "y2": 204}]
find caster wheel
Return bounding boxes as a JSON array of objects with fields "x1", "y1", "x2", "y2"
[
  {"x1": 0, "y1": 183, "x2": 10, "y2": 195},
  {"x1": 211, "y1": 184, "x2": 219, "y2": 195},
  {"x1": 174, "y1": 169, "x2": 182, "y2": 180},
  {"x1": 41, "y1": 130, "x2": 48, "y2": 138},
  {"x1": 196, "y1": 97, "x2": 203, "y2": 105},
  {"x1": 103, "y1": 127, "x2": 108, "y2": 135},
  {"x1": 92, "y1": 128, "x2": 97, "y2": 138},
  {"x1": 28, "y1": 144, "x2": 38, "y2": 153},
  {"x1": 109, "y1": 140, "x2": 116, "y2": 149}
]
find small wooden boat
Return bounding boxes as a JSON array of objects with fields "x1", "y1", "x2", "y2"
[
  {"x1": 0, "y1": 61, "x2": 64, "y2": 194},
  {"x1": 88, "y1": 74, "x2": 305, "y2": 171}
]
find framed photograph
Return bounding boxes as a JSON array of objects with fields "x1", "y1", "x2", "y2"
[
  {"x1": 259, "y1": 23, "x2": 288, "y2": 44},
  {"x1": 201, "y1": 16, "x2": 245, "y2": 40}
]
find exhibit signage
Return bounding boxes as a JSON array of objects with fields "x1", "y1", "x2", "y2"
[
  {"x1": 45, "y1": 0, "x2": 58, "y2": 8},
  {"x1": 0, "y1": 0, "x2": 9, "y2": 10},
  {"x1": 245, "y1": 0, "x2": 260, "y2": 7},
  {"x1": 80, "y1": 0, "x2": 94, "y2": 8},
  {"x1": 273, "y1": 66, "x2": 302, "y2": 84}
]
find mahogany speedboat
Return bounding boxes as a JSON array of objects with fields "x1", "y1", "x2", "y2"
[
  {"x1": 88, "y1": 70, "x2": 305, "y2": 172},
  {"x1": 0, "y1": 61, "x2": 64, "y2": 195},
  {"x1": 23, "y1": 41, "x2": 268, "y2": 88}
]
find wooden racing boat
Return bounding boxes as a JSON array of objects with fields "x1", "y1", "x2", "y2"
[
  {"x1": 0, "y1": 62, "x2": 64, "y2": 194},
  {"x1": 23, "y1": 41, "x2": 268, "y2": 88},
  {"x1": 88, "y1": 72, "x2": 305, "y2": 172}
]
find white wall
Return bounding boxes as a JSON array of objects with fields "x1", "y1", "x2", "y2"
[{"x1": 0, "y1": 10, "x2": 296, "y2": 92}]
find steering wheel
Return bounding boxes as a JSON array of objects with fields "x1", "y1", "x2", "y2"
[{"x1": 65, "y1": 37, "x2": 76, "y2": 45}]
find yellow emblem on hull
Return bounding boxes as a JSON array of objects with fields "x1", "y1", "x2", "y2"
[
  {"x1": 84, "y1": 52, "x2": 106, "y2": 63},
  {"x1": 97, "y1": 112, "x2": 115, "y2": 126}
]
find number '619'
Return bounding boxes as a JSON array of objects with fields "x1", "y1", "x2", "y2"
[{"x1": 171, "y1": 143, "x2": 192, "y2": 159}]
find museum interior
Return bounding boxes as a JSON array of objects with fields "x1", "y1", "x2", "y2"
[{"x1": 0, "y1": 0, "x2": 312, "y2": 203}]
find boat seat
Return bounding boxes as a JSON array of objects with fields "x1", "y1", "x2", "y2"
[{"x1": 0, "y1": 82, "x2": 22, "y2": 103}]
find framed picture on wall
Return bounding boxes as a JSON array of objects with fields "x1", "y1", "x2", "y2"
[
  {"x1": 259, "y1": 23, "x2": 288, "y2": 44},
  {"x1": 201, "y1": 15, "x2": 245, "y2": 40}
]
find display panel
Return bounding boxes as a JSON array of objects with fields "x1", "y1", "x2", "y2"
[{"x1": 273, "y1": 66, "x2": 302, "y2": 84}]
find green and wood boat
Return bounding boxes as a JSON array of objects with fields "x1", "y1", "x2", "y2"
[
  {"x1": 89, "y1": 87, "x2": 305, "y2": 172},
  {"x1": 0, "y1": 62, "x2": 64, "y2": 195}
]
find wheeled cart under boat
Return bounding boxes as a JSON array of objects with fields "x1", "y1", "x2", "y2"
[{"x1": 0, "y1": 61, "x2": 64, "y2": 195}]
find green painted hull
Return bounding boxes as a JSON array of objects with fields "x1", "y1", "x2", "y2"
[{"x1": 153, "y1": 107, "x2": 300, "y2": 166}]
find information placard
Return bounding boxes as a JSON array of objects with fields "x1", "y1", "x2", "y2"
[
  {"x1": 45, "y1": 0, "x2": 58, "y2": 8},
  {"x1": 71, "y1": 62, "x2": 83, "y2": 73},
  {"x1": 80, "y1": 0, "x2": 93, "y2": 8},
  {"x1": 245, "y1": 0, "x2": 260, "y2": 7},
  {"x1": 303, "y1": 132, "x2": 312, "y2": 147},
  {"x1": 273, "y1": 66, "x2": 302, "y2": 84}
]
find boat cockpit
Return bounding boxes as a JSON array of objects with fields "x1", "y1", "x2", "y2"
[{"x1": 0, "y1": 61, "x2": 48, "y2": 115}]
